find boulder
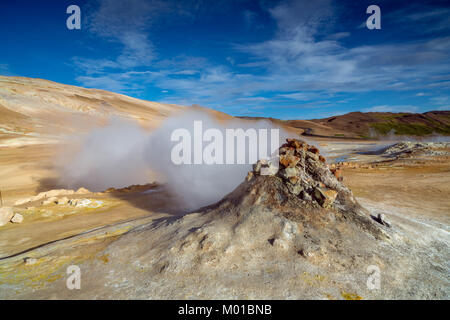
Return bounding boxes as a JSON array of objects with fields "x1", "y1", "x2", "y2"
[
  {"x1": 15, "y1": 189, "x2": 77, "y2": 206},
  {"x1": 42, "y1": 197, "x2": 58, "y2": 206},
  {"x1": 286, "y1": 138, "x2": 305, "y2": 150},
  {"x1": 69, "y1": 199, "x2": 92, "y2": 207},
  {"x1": 306, "y1": 151, "x2": 319, "y2": 161},
  {"x1": 307, "y1": 146, "x2": 320, "y2": 154},
  {"x1": 279, "y1": 167, "x2": 299, "y2": 179},
  {"x1": 260, "y1": 161, "x2": 279, "y2": 176},
  {"x1": 280, "y1": 154, "x2": 300, "y2": 168},
  {"x1": 331, "y1": 168, "x2": 343, "y2": 181},
  {"x1": 287, "y1": 183, "x2": 303, "y2": 195},
  {"x1": 373, "y1": 213, "x2": 391, "y2": 227},
  {"x1": 10, "y1": 213, "x2": 23, "y2": 223},
  {"x1": 57, "y1": 197, "x2": 69, "y2": 205},
  {"x1": 14, "y1": 198, "x2": 32, "y2": 206},
  {"x1": 24, "y1": 257, "x2": 37, "y2": 266},
  {"x1": 0, "y1": 207, "x2": 15, "y2": 226},
  {"x1": 76, "y1": 187, "x2": 90, "y2": 194},
  {"x1": 313, "y1": 187, "x2": 338, "y2": 208}
]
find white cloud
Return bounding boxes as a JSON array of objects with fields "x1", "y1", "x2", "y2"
[
  {"x1": 70, "y1": 0, "x2": 450, "y2": 115},
  {"x1": 236, "y1": 97, "x2": 270, "y2": 102},
  {"x1": 430, "y1": 96, "x2": 450, "y2": 106},
  {"x1": 278, "y1": 92, "x2": 312, "y2": 100},
  {"x1": 0, "y1": 64, "x2": 13, "y2": 76},
  {"x1": 362, "y1": 105, "x2": 420, "y2": 113}
]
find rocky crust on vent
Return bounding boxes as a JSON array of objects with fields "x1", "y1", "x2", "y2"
[{"x1": 212, "y1": 138, "x2": 387, "y2": 239}]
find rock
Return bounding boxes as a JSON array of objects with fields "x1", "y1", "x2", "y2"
[
  {"x1": 69, "y1": 199, "x2": 92, "y2": 207},
  {"x1": 258, "y1": 160, "x2": 279, "y2": 176},
  {"x1": 288, "y1": 176, "x2": 299, "y2": 184},
  {"x1": 252, "y1": 161, "x2": 262, "y2": 174},
  {"x1": 14, "y1": 198, "x2": 32, "y2": 206},
  {"x1": 280, "y1": 154, "x2": 300, "y2": 168},
  {"x1": 286, "y1": 138, "x2": 303, "y2": 150},
  {"x1": 249, "y1": 138, "x2": 355, "y2": 209},
  {"x1": 44, "y1": 189, "x2": 75, "y2": 198},
  {"x1": 76, "y1": 187, "x2": 90, "y2": 194},
  {"x1": 300, "y1": 191, "x2": 313, "y2": 202},
  {"x1": 331, "y1": 168, "x2": 343, "y2": 181},
  {"x1": 57, "y1": 197, "x2": 69, "y2": 205},
  {"x1": 279, "y1": 146, "x2": 295, "y2": 156},
  {"x1": 306, "y1": 151, "x2": 319, "y2": 161},
  {"x1": 10, "y1": 213, "x2": 23, "y2": 223},
  {"x1": 273, "y1": 238, "x2": 289, "y2": 250},
  {"x1": 254, "y1": 159, "x2": 279, "y2": 176},
  {"x1": 287, "y1": 183, "x2": 303, "y2": 195},
  {"x1": 15, "y1": 189, "x2": 77, "y2": 206},
  {"x1": 373, "y1": 213, "x2": 391, "y2": 227},
  {"x1": 280, "y1": 167, "x2": 299, "y2": 179},
  {"x1": 298, "y1": 249, "x2": 313, "y2": 258},
  {"x1": 24, "y1": 257, "x2": 37, "y2": 266},
  {"x1": 0, "y1": 207, "x2": 15, "y2": 226},
  {"x1": 69, "y1": 199, "x2": 79, "y2": 206},
  {"x1": 42, "y1": 197, "x2": 58, "y2": 206},
  {"x1": 382, "y1": 141, "x2": 450, "y2": 158},
  {"x1": 308, "y1": 146, "x2": 320, "y2": 154},
  {"x1": 313, "y1": 187, "x2": 338, "y2": 208}
]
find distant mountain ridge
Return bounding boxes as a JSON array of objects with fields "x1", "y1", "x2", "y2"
[{"x1": 240, "y1": 111, "x2": 450, "y2": 138}]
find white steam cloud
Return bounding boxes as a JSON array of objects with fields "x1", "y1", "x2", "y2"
[{"x1": 58, "y1": 110, "x2": 291, "y2": 210}]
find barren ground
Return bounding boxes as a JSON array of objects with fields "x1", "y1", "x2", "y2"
[{"x1": 0, "y1": 137, "x2": 448, "y2": 299}]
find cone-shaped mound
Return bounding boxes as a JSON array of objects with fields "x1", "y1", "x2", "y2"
[
  {"x1": 70, "y1": 139, "x2": 404, "y2": 299},
  {"x1": 201, "y1": 138, "x2": 386, "y2": 239}
]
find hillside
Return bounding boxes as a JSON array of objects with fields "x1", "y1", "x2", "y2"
[
  {"x1": 241, "y1": 111, "x2": 450, "y2": 138},
  {"x1": 308, "y1": 111, "x2": 450, "y2": 138},
  {"x1": 0, "y1": 76, "x2": 187, "y2": 147}
]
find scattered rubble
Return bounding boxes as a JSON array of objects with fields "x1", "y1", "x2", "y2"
[
  {"x1": 14, "y1": 187, "x2": 91, "y2": 206},
  {"x1": 69, "y1": 199, "x2": 103, "y2": 208},
  {"x1": 251, "y1": 138, "x2": 347, "y2": 209},
  {"x1": 69, "y1": 199, "x2": 91, "y2": 207},
  {"x1": 42, "y1": 197, "x2": 58, "y2": 206},
  {"x1": 382, "y1": 141, "x2": 450, "y2": 158}
]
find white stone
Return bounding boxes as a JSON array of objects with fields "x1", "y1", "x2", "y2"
[
  {"x1": 0, "y1": 207, "x2": 14, "y2": 226},
  {"x1": 24, "y1": 257, "x2": 37, "y2": 266},
  {"x1": 10, "y1": 213, "x2": 23, "y2": 223}
]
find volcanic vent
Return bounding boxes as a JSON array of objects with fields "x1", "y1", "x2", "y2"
[
  {"x1": 201, "y1": 138, "x2": 387, "y2": 240},
  {"x1": 82, "y1": 139, "x2": 394, "y2": 299}
]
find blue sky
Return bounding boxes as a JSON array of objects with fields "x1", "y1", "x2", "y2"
[{"x1": 0, "y1": 0, "x2": 449, "y2": 119}]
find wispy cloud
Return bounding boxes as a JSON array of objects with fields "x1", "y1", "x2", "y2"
[
  {"x1": 70, "y1": 0, "x2": 450, "y2": 117},
  {"x1": 362, "y1": 105, "x2": 420, "y2": 113},
  {"x1": 0, "y1": 64, "x2": 13, "y2": 76}
]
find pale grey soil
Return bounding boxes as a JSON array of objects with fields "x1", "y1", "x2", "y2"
[{"x1": 1, "y1": 140, "x2": 448, "y2": 300}]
